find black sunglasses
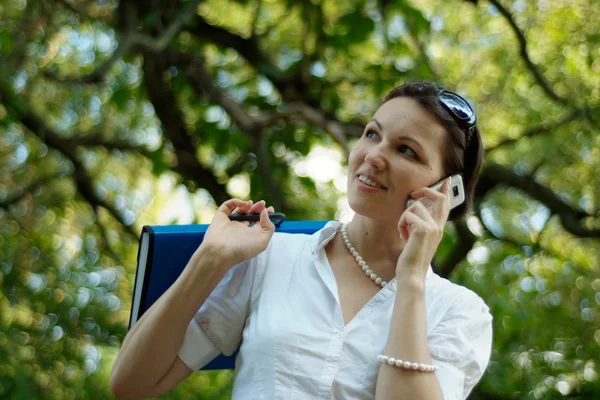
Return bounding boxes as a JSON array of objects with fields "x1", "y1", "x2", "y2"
[{"x1": 437, "y1": 89, "x2": 477, "y2": 135}]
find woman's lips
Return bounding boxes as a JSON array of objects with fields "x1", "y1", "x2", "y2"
[
  {"x1": 357, "y1": 174, "x2": 387, "y2": 189},
  {"x1": 356, "y1": 177, "x2": 386, "y2": 191}
]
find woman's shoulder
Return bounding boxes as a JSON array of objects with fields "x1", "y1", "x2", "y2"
[
  {"x1": 267, "y1": 220, "x2": 340, "y2": 251},
  {"x1": 269, "y1": 230, "x2": 314, "y2": 249},
  {"x1": 256, "y1": 230, "x2": 315, "y2": 265}
]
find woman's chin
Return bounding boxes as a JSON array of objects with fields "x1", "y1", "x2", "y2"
[{"x1": 347, "y1": 198, "x2": 396, "y2": 220}]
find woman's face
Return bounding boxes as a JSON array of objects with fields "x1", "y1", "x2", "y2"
[{"x1": 347, "y1": 96, "x2": 448, "y2": 222}]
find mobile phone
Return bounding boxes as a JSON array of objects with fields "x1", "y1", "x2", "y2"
[
  {"x1": 406, "y1": 174, "x2": 465, "y2": 211},
  {"x1": 228, "y1": 212, "x2": 287, "y2": 228}
]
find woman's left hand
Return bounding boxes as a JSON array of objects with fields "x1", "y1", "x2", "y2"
[{"x1": 396, "y1": 177, "x2": 451, "y2": 280}]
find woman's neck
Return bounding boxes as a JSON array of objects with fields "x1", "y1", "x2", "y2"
[{"x1": 342, "y1": 216, "x2": 406, "y2": 276}]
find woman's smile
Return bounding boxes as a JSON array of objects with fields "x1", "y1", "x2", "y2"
[{"x1": 357, "y1": 174, "x2": 387, "y2": 190}]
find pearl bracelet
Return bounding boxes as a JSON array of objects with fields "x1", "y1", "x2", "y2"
[{"x1": 377, "y1": 355, "x2": 438, "y2": 372}]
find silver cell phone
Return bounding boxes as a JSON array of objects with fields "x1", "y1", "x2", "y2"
[{"x1": 406, "y1": 173, "x2": 465, "y2": 210}]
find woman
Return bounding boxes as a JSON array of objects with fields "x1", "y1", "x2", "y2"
[{"x1": 110, "y1": 81, "x2": 493, "y2": 400}]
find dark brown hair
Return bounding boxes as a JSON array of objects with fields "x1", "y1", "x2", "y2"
[{"x1": 383, "y1": 81, "x2": 484, "y2": 221}]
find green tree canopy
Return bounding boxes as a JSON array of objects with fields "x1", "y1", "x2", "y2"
[{"x1": 0, "y1": 0, "x2": 599, "y2": 398}]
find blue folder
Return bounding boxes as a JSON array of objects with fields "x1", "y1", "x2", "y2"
[{"x1": 130, "y1": 220, "x2": 329, "y2": 370}]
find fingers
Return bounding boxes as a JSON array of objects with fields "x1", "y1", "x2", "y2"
[
  {"x1": 409, "y1": 187, "x2": 447, "y2": 201},
  {"x1": 408, "y1": 178, "x2": 450, "y2": 222},
  {"x1": 407, "y1": 201, "x2": 436, "y2": 224},
  {"x1": 399, "y1": 209, "x2": 427, "y2": 241},
  {"x1": 400, "y1": 190, "x2": 449, "y2": 241},
  {"x1": 249, "y1": 200, "x2": 266, "y2": 214},
  {"x1": 229, "y1": 200, "x2": 269, "y2": 215},
  {"x1": 217, "y1": 198, "x2": 251, "y2": 215},
  {"x1": 232, "y1": 200, "x2": 253, "y2": 215},
  {"x1": 399, "y1": 209, "x2": 423, "y2": 241},
  {"x1": 442, "y1": 177, "x2": 451, "y2": 209},
  {"x1": 407, "y1": 199, "x2": 448, "y2": 231},
  {"x1": 218, "y1": 199, "x2": 275, "y2": 228},
  {"x1": 432, "y1": 185, "x2": 450, "y2": 221},
  {"x1": 257, "y1": 207, "x2": 275, "y2": 232},
  {"x1": 409, "y1": 177, "x2": 450, "y2": 198},
  {"x1": 399, "y1": 215, "x2": 409, "y2": 242},
  {"x1": 232, "y1": 200, "x2": 274, "y2": 215},
  {"x1": 250, "y1": 201, "x2": 274, "y2": 214}
]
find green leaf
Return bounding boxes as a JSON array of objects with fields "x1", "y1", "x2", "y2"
[
  {"x1": 298, "y1": 176, "x2": 317, "y2": 191},
  {"x1": 394, "y1": 0, "x2": 430, "y2": 36},
  {"x1": 110, "y1": 86, "x2": 132, "y2": 111},
  {"x1": 336, "y1": 8, "x2": 375, "y2": 44},
  {"x1": 0, "y1": 28, "x2": 14, "y2": 53},
  {"x1": 150, "y1": 146, "x2": 168, "y2": 177}
]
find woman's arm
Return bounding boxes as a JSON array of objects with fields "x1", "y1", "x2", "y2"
[
  {"x1": 374, "y1": 272, "x2": 444, "y2": 400},
  {"x1": 109, "y1": 245, "x2": 234, "y2": 399},
  {"x1": 110, "y1": 198, "x2": 275, "y2": 399}
]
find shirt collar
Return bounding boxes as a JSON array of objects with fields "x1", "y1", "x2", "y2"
[{"x1": 311, "y1": 221, "x2": 433, "y2": 280}]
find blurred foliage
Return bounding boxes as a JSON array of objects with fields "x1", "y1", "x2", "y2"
[{"x1": 0, "y1": 0, "x2": 599, "y2": 399}]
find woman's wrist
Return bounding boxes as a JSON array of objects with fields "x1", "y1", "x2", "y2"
[
  {"x1": 394, "y1": 268, "x2": 426, "y2": 293},
  {"x1": 193, "y1": 243, "x2": 236, "y2": 272}
]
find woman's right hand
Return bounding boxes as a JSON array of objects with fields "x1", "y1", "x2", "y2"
[{"x1": 199, "y1": 198, "x2": 276, "y2": 268}]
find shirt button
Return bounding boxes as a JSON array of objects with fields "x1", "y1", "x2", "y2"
[
  {"x1": 325, "y1": 367, "x2": 334, "y2": 375},
  {"x1": 364, "y1": 307, "x2": 372, "y2": 315},
  {"x1": 336, "y1": 332, "x2": 343, "y2": 339},
  {"x1": 391, "y1": 281, "x2": 397, "y2": 290}
]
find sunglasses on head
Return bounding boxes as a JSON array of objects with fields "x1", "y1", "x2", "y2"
[{"x1": 437, "y1": 89, "x2": 477, "y2": 138}]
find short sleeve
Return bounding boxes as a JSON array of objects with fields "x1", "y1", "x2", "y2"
[
  {"x1": 428, "y1": 291, "x2": 493, "y2": 400},
  {"x1": 177, "y1": 256, "x2": 258, "y2": 371}
]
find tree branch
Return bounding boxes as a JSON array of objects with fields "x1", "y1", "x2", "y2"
[
  {"x1": 128, "y1": 0, "x2": 200, "y2": 52},
  {"x1": 94, "y1": 205, "x2": 123, "y2": 263},
  {"x1": 53, "y1": 0, "x2": 86, "y2": 16},
  {"x1": 171, "y1": 51, "x2": 359, "y2": 155},
  {"x1": 252, "y1": 134, "x2": 285, "y2": 211},
  {"x1": 263, "y1": 102, "x2": 358, "y2": 155},
  {"x1": 250, "y1": 0, "x2": 263, "y2": 36},
  {"x1": 402, "y1": 10, "x2": 442, "y2": 82},
  {"x1": 488, "y1": 0, "x2": 569, "y2": 105},
  {"x1": 485, "y1": 110, "x2": 580, "y2": 152},
  {"x1": 45, "y1": 0, "x2": 201, "y2": 84},
  {"x1": 187, "y1": 16, "x2": 288, "y2": 96},
  {"x1": 50, "y1": 0, "x2": 113, "y2": 22},
  {"x1": 174, "y1": 52, "x2": 261, "y2": 132},
  {"x1": 187, "y1": 15, "x2": 333, "y2": 110},
  {"x1": 477, "y1": 163, "x2": 600, "y2": 238},
  {"x1": 0, "y1": 172, "x2": 65, "y2": 209},
  {"x1": 473, "y1": 193, "x2": 592, "y2": 278},
  {"x1": 44, "y1": 33, "x2": 134, "y2": 84},
  {"x1": 170, "y1": 51, "x2": 286, "y2": 210},
  {"x1": 2, "y1": 90, "x2": 141, "y2": 239},
  {"x1": 434, "y1": 219, "x2": 478, "y2": 279},
  {"x1": 66, "y1": 134, "x2": 155, "y2": 159},
  {"x1": 141, "y1": 53, "x2": 230, "y2": 205}
]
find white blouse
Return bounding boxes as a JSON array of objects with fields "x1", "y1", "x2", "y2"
[{"x1": 178, "y1": 221, "x2": 493, "y2": 400}]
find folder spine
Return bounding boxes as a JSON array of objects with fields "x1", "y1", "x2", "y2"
[{"x1": 129, "y1": 226, "x2": 156, "y2": 329}]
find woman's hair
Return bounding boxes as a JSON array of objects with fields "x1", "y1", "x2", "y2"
[{"x1": 383, "y1": 81, "x2": 484, "y2": 221}]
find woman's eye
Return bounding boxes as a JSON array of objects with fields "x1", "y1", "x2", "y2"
[
  {"x1": 365, "y1": 130, "x2": 378, "y2": 139},
  {"x1": 398, "y1": 145, "x2": 418, "y2": 159}
]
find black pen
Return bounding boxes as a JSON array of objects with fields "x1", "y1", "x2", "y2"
[{"x1": 228, "y1": 212, "x2": 286, "y2": 227}]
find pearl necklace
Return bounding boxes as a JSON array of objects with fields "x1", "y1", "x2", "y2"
[{"x1": 341, "y1": 223, "x2": 388, "y2": 288}]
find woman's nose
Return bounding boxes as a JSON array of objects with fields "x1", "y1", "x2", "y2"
[{"x1": 364, "y1": 146, "x2": 387, "y2": 170}]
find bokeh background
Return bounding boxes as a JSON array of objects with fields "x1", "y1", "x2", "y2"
[{"x1": 1, "y1": 0, "x2": 599, "y2": 398}]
